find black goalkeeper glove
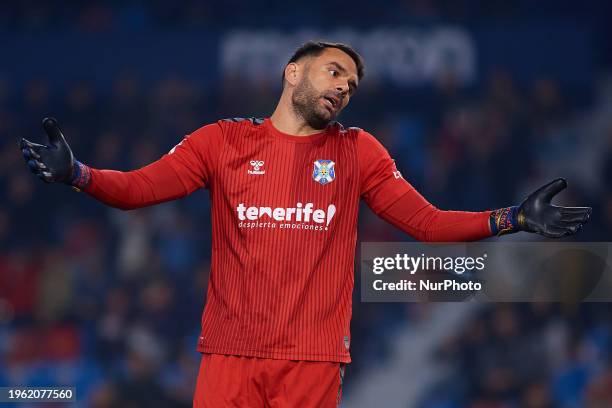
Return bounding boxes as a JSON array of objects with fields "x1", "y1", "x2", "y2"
[
  {"x1": 490, "y1": 178, "x2": 591, "y2": 238},
  {"x1": 20, "y1": 117, "x2": 90, "y2": 189}
]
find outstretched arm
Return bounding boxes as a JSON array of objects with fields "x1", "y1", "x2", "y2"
[
  {"x1": 357, "y1": 130, "x2": 591, "y2": 241},
  {"x1": 358, "y1": 129, "x2": 492, "y2": 241},
  {"x1": 374, "y1": 186, "x2": 492, "y2": 242},
  {"x1": 376, "y1": 178, "x2": 592, "y2": 241},
  {"x1": 20, "y1": 118, "x2": 222, "y2": 210}
]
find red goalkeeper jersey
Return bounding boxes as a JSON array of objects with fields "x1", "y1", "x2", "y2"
[{"x1": 82, "y1": 117, "x2": 492, "y2": 362}]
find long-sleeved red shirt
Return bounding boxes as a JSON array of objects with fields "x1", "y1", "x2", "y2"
[{"x1": 82, "y1": 117, "x2": 493, "y2": 362}]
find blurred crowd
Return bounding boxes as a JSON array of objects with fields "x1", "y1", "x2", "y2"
[
  {"x1": 1, "y1": 1, "x2": 608, "y2": 32},
  {"x1": 2, "y1": 2, "x2": 612, "y2": 407},
  {"x1": 422, "y1": 303, "x2": 612, "y2": 407},
  {"x1": 2, "y1": 63, "x2": 612, "y2": 406}
]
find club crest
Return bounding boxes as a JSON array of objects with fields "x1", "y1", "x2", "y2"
[{"x1": 313, "y1": 160, "x2": 335, "y2": 185}]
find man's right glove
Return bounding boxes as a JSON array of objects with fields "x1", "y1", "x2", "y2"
[
  {"x1": 20, "y1": 117, "x2": 91, "y2": 189},
  {"x1": 490, "y1": 178, "x2": 592, "y2": 238}
]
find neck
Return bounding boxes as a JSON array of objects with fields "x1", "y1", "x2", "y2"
[{"x1": 269, "y1": 93, "x2": 324, "y2": 136}]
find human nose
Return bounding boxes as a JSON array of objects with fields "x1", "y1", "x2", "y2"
[{"x1": 335, "y1": 82, "x2": 349, "y2": 96}]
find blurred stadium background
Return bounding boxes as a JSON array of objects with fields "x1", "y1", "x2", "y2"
[{"x1": 2, "y1": 1, "x2": 612, "y2": 407}]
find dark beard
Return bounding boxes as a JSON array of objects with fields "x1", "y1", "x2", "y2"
[{"x1": 291, "y1": 76, "x2": 334, "y2": 130}]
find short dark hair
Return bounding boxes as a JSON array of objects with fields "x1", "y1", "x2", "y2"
[{"x1": 282, "y1": 41, "x2": 365, "y2": 85}]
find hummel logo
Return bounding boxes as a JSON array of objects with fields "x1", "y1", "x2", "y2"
[{"x1": 248, "y1": 160, "x2": 265, "y2": 175}]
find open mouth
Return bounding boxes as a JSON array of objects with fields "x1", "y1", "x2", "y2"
[{"x1": 322, "y1": 95, "x2": 339, "y2": 112}]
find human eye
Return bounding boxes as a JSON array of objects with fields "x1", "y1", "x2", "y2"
[{"x1": 329, "y1": 69, "x2": 338, "y2": 77}]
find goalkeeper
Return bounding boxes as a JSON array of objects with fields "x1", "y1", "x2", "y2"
[{"x1": 20, "y1": 41, "x2": 591, "y2": 407}]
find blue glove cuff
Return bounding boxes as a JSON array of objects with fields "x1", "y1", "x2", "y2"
[
  {"x1": 70, "y1": 160, "x2": 91, "y2": 190},
  {"x1": 489, "y1": 206, "x2": 520, "y2": 236}
]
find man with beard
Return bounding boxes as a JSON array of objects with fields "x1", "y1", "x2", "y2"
[{"x1": 20, "y1": 41, "x2": 590, "y2": 407}]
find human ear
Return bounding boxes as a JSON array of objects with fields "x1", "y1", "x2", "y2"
[{"x1": 284, "y1": 62, "x2": 299, "y2": 86}]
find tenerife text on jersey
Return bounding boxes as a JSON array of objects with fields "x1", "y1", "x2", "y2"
[{"x1": 236, "y1": 202, "x2": 337, "y2": 231}]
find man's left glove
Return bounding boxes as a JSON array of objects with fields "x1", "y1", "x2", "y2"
[
  {"x1": 490, "y1": 178, "x2": 592, "y2": 238},
  {"x1": 20, "y1": 117, "x2": 90, "y2": 189}
]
